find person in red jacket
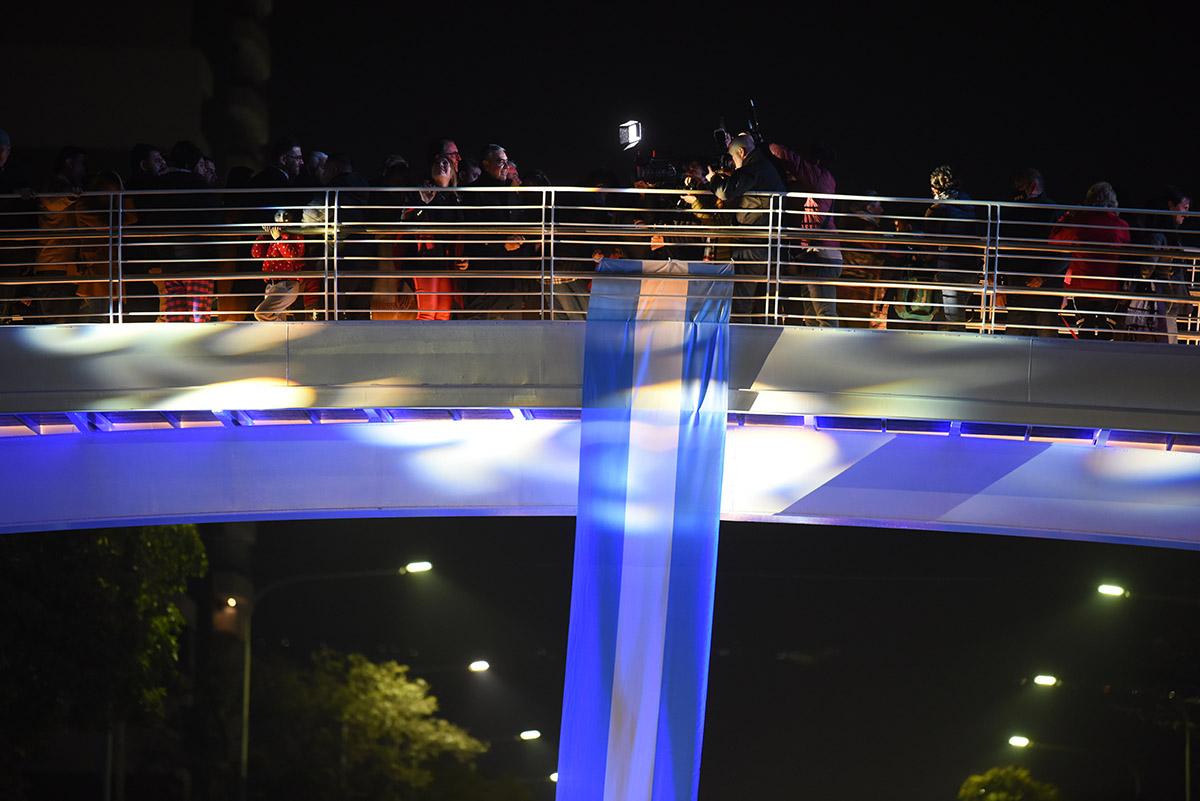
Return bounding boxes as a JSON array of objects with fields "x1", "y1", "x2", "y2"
[
  {"x1": 252, "y1": 209, "x2": 317, "y2": 321},
  {"x1": 1050, "y1": 182, "x2": 1131, "y2": 338}
]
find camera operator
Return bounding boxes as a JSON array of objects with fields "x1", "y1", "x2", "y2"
[{"x1": 702, "y1": 133, "x2": 785, "y2": 323}]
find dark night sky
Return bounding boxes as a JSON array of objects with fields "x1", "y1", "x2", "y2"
[
  {"x1": 4, "y1": 2, "x2": 1196, "y2": 203},
  {"x1": 248, "y1": 517, "x2": 1200, "y2": 800},
  {"x1": 268, "y1": 2, "x2": 1200, "y2": 205}
]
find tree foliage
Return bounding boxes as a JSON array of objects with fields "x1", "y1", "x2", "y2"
[
  {"x1": 0, "y1": 525, "x2": 207, "y2": 786},
  {"x1": 959, "y1": 765, "x2": 1061, "y2": 801},
  {"x1": 252, "y1": 649, "x2": 487, "y2": 801}
]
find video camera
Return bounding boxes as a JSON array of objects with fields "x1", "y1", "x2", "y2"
[
  {"x1": 711, "y1": 100, "x2": 767, "y2": 173},
  {"x1": 618, "y1": 119, "x2": 683, "y2": 187}
]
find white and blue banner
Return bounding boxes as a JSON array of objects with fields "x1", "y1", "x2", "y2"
[{"x1": 557, "y1": 259, "x2": 733, "y2": 801}]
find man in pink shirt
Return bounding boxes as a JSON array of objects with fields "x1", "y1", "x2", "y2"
[{"x1": 769, "y1": 142, "x2": 844, "y2": 327}]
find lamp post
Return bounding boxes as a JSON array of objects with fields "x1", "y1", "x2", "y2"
[
  {"x1": 237, "y1": 563, "x2": 432, "y2": 801},
  {"x1": 1006, "y1": 734, "x2": 1142, "y2": 798},
  {"x1": 1093, "y1": 582, "x2": 1200, "y2": 801}
]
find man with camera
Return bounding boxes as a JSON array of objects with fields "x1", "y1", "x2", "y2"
[{"x1": 703, "y1": 133, "x2": 785, "y2": 323}]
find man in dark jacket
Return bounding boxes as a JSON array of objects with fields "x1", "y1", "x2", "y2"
[
  {"x1": 462, "y1": 143, "x2": 532, "y2": 318},
  {"x1": 1001, "y1": 168, "x2": 1062, "y2": 336},
  {"x1": 707, "y1": 134, "x2": 785, "y2": 322},
  {"x1": 249, "y1": 136, "x2": 306, "y2": 220},
  {"x1": 922, "y1": 165, "x2": 980, "y2": 330},
  {"x1": 156, "y1": 141, "x2": 219, "y2": 321}
]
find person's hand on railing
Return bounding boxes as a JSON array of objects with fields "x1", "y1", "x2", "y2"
[
  {"x1": 1026, "y1": 276, "x2": 1044, "y2": 288},
  {"x1": 503, "y1": 235, "x2": 525, "y2": 252},
  {"x1": 455, "y1": 260, "x2": 469, "y2": 271},
  {"x1": 261, "y1": 223, "x2": 282, "y2": 240}
]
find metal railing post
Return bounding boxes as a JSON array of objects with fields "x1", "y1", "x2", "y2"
[
  {"x1": 540, "y1": 189, "x2": 548, "y2": 320},
  {"x1": 116, "y1": 191, "x2": 125, "y2": 323},
  {"x1": 990, "y1": 203, "x2": 1002, "y2": 334},
  {"x1": 979, "y1": 202, "x2": 994, "y2": 334},
  {"x1": 331, "y1": 190, "x2": 340, "y2": 320},
  {"x1": 106, "y1": 191, "x2": 116, "y2": 324},
  {"x1": 777, "y1": 195, "x2": 787, "y2": 323},
  {"x1": 323, "y1": 190, "x2": 331, "y2": 320},
  {"x1": 548, "y1": 189, "x2": 557, "y2": 321}
]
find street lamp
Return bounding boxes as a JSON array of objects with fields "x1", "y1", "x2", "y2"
[
  {"x1": 1034, "y1": 674, "x2": 1060, "y2": 687},
  {"x1": 1098, "y1": 583, "x2": 1128, "y2": 597},
  {"x1": 226, "y1": 596, "x2": 238, "y2": 608},
  {"x1": 550, "y1": 772, "x2": 559, "y2": 782},
  {"x1": 1009, "y1": 735, "x2": 1033, "y2": 748},
  {"x1": 239, "y1": 563, "x2": 432, "y2": 801},
  {"x1": 468, "y1": 660, "x2": 491, "y2": 673},
  {"x1": 519, "y1": 729, "x2": 542, "y2": 741}
]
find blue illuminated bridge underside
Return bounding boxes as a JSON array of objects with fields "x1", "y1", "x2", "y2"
[{"x1": 3, "y1": 322, "x2": 1200, "y2": 547}]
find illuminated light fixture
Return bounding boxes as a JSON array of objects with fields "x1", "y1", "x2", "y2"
[
  {"x1": 1033, "y1": 674, "x2": 1059, "y2": 687},
  {"x1": 1097, "y1": 584, "x2": 1127, "y2": 597},
  {"x1": 550, "y1": 772, "x2": 559, "y2": 783},
  {"x1": 1008, "y1": 735, "x2": 1032, "y2": 748},
  {"x1": 519, "y1": 729, "x2": 542, "y2": 741},
  {"x1": 468, "y1": 660, "x2": 490, "y2": 673},
  {"x1": 225, "y1": 596, "x2": 238, "y2": 608},
  {"x1": 404, "y1": 561, "x2": 433, "y2": 574},
  {"x1": 619, "y1": 120, "x2": 642, "y2": 151}
]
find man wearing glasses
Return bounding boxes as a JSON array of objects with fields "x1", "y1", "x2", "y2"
[{"x1": 463, "y1": 144, "x2": 531, "y2": 318}]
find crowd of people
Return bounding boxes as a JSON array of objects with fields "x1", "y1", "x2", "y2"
[{"x1": 0, "y1": 125, "x2": 1194, "y2": 341}]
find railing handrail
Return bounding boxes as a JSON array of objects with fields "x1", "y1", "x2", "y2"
[{"x1": 3, "y1": 185, "x2": 1200, "y2": 222}]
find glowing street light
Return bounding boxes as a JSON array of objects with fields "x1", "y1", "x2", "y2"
[
  {"x1": 1009, "y1": 735, "x2": 1032, "y2": 748},
  {"x1": 519, "y1": 729, "x2": 542, "y2": 741},
  {"x1": 1033, "y1": 674, "x2": 1059, "y2": 687},
  {"x1": 402, "y1": 561, "x2": 433, "y2": 574},
  {"x1": 1097, "y1": 584, "x2": 1127, "y2": 597},
  {"x1": 225, "y1": 596, "x2": 238, "y2": 608},
  {"x1": 550, "y1": 772, "x2": 559, "y2": 783},
  {"x1": 468, "y1": 660, "x2": 491, "y2": 673}
]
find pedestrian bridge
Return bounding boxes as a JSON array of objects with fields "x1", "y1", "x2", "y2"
[{"x1": 3, "y1": 321, "x2": 1199, "y2": 547}]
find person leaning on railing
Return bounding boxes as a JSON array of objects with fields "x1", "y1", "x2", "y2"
[
  {"x1": 251, "y1": 209, "x2": 317, "y2": 321},
  {"x1": 401, "y1": 153, "x2": 468, "y2": 321},
  {"x1": 156, "y1": 142, "x2": 220, "y2": 322},
  {"x1": 462, "y1": 144, "x2": 531, "y2": 319},
  {"x1": 1049, "y1": 181, "x2": 1131, "y2": 340},
  {"x1": 33, "y1": 146, "x2": 88, "y2": 324},
  {"x1": 921, "y1": 165, "x2": 979, "y2": 331},
  {"x1": 768, "y1": 141, "x2": 843, "y2": 328},
  {"x1": 1126, "y1": 187, "x2": 1193, "y2": 344},
  {"x1": 1001, "y1": 168, "x2": 1064, "y2": 337},
  {"x1": 705, "y1": 134, "x2": 786, "y2": 324},
  {"x1": 837, "y1": 194, "x2": 891, "y2": 329}
]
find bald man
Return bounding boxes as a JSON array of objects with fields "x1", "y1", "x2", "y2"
[{"x1": 706, "y1": 135, "x2": 785, "y2": 323}]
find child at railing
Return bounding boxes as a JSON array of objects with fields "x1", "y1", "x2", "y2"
[{"x1": 252, "y1": 209, "x2": 318, "y2": 321}]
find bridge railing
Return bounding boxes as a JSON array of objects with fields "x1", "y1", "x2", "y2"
[{"x1": 1, "y1": 186, "x2": 1197, "y2": 341}]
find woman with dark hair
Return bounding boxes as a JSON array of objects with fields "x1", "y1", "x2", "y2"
[
  {"x1": 397, "y1": 153, "x2": 467, "y2": 320},
  {"x1": 1050, "y1": 182, "x2": 1131, "y2": 339},
  {"x1": 1127, "y1": 187, "x2": 1192, "y2": 343}
]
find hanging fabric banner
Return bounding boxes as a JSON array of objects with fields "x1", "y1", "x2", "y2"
[{"x1": 557, "y1": 258, "x2": 733, "y2": 801}]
